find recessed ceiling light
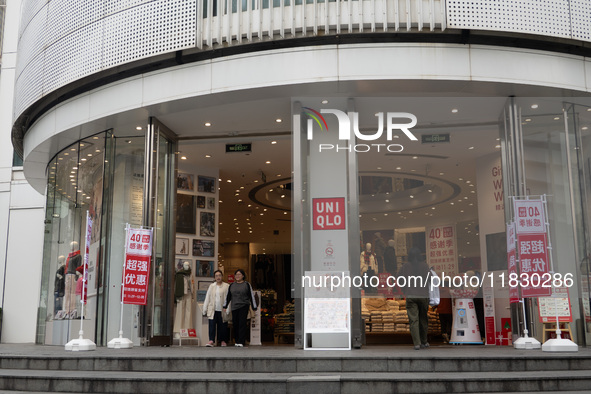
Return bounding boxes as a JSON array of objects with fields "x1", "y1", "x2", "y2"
[
  {"x1": 451, "y1": 109, "x2": 458, "y2": 113},
  {"x1": 531, "y1": 104, "x2": 538, "y2": 109},
  {"x1": 275, "y1": 119, "x2": 282, "y2": 123},
  {"x1": 583, "y1": 127, "x2": 589, "y2": 130},
  {"x1": 205, "y1": 155, "x2": 211, "y2": 158},
  {"x1": 136, "y1": 126, "x2": 142, "y2": 130},
  {"x1": 265, "y1": 161, "x2": 271, "y2": 164},
  {"x1": 396, "y1": 167, "x2": 401, "y2": 170},
  {"x1": 205, "y1": 122, "x2": 212, "y2": 127},
  {"x1": 554, "y1": 117, "x2": 560, "y2": 120},
  {"x1": 377, "y1": 167, "x2": 382, "y2": 170},
  {"x1": 587, "y1": 108, "x2": 591, "y2": 112},
  {"x1": 495, "y1": 145, "x2": 501, "y2": 148},
  {"x1": 412, "y1": 156, "x2": 418, "y2": 159},
  {"x1": 525, "y1": 118, "x2": 532, "y2": 122},
  {"x1": 227, "y1": 180, "x2": 232, "y2": 183},
  {"x1": 271, "y1": 141, "x2": 277, "y2": 144},
  {"x1": 439, "y1": 172, "x2": 444, "y2": 175},
  {"x1": 322, "y1": 100, "x2": 329, "y2": 104},
  {"x1": 468, "y1": 147, "x2": 474, "y2": 150}
]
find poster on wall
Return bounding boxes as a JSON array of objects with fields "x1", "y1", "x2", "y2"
[
  {"x1": 175, "y1": 238, "x2": 189, "y2": 255},
  {"x1": 198, "y1": 176, "x2": 216, "y2": 193},
  {"x1": 176, "y1": 194, "x2": 196, "y2": 234},
  {"x1": 200, "y1": 212, "x2": 215, "y2": 237},
  {"x1": 426, "y1": 224, "x2": 457, "y2": 275},
  {"x1": 177, "y1": 173, "x2": 194, "y2": 192},
  {"x1": 197, "y1": 196, "x2": 206, "y2": 209},
  {"x1": 193, "y1": 239, "x2": 214, "y2": 257},
  {"x1": 197, "y1": 260, "x2": 213, "y2": 277}
]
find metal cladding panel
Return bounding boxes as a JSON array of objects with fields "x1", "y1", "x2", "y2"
[
  {"x1": 447, "y1": 0, "x2": 572, "y2": 39},
  {"x1": 103, "y1": 0, "x2": 197, "y2": 69},
  {"x1": 571, "y1": 0, "x2": 591, "y2": 41},
  {"x1": 45, "y1": 0, "x2": 105, "y2": 47},
  {"x1": 15, "y1": 4, "x2": 47, "y2": 79},
  {"x1": 18, "y1": 0, "x2": 47, "y2": 37}
]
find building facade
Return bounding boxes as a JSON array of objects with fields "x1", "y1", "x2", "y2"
[{"x1": 1, "y1": 0, "x2": 591, "y2": 347}]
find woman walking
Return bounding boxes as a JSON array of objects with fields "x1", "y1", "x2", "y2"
[
  {"x1": 223, "y1": 269, "x2": 257, "y2": 347},
  {"x1": 202, "y1": 270, "x2": 230, "y2": 347}
]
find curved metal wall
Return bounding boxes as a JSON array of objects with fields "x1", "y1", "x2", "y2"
[{"x1": 13, "y1": 0, "x2": 591, "y2": 124}]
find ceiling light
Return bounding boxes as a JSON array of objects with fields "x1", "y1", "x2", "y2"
[
  {"x1": 181, "y1": 156, "x2": 187, "y2": 160},
  {"x1": 275, "y1": 119, "x2": 282, "y2": 123},
  {"x1": 377, "y1": 167, "x2": 382, "y2": 170},
  {"x1": 439, "y1": 172, "x2": 444, "y2": 175},
  {"x1": 525, "y1": 118, "x2": 532, "y2": 122},
  {"x1": 87, "y1": 153, "x2": 92, "y2": 157},
  {"x1": 582, "y1": 127, "x2": 588, "y2": 130},
  {"x1": 64, "y1": 153, "x2": 69, "y2": 156},
  {"x1": 554, "y1": 117, "x2": 560, "y2": 120},
  {"x1": 396, "y1": 167, "x2": 401, "y2": 170},
  {"x1": 136, "y1": 126, "x2": 142, "y2": 130},
  {"x1": 127, "y1": 140, "x2": 132, "y2": 144},
  {"x1": 451, "y1": 109, "x2": 458, "y2": 113},
  {"x1": 412, "y1": 156, "x2": 418, "y2": 159},
  {"x1": 265, "y1": 161, "x2": 271, "y2": 164},
  {"x1": 205, "y1": 155, "x2": 211, "y2": 158},
  {"x1": 496, "y1": 138, "x2": 500, "y2": 141},
  {"x1": 322, "y1": 99, "x2": 329, "y2": 104},
  {"x1": 468, "y1": 146, "x2": 474, "y2": 150},
  {"x1": 409, "y1": 195, "x2": 414, "y2": 198},
  {"x1": 385, "y1": 199, "x2": 390, "y2": 203},
  {"x1": 227, "y1": 180, "x2": 231, "y2": 183},
  {"x1": 271, "y1": 141, "x2": 277, "y2": 144},
  {"x1": 495, "y1": 145, "x2": 501, "y2": 148},
  {"x1": 93, "y1": 136, "x2": 99, "y2": 140},
  {"x1": 531, "y1": 104, "x2": 538, "y2": 109},
  {"x1": 205, "y1": 122, "x2": 212, "y2": 127}
]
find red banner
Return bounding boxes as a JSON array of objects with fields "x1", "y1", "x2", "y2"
[
  {"x1": 506, "y1": 222, "x2": 519, "y2": 303},
  {"x1": 122, "y1": 227, "x2": 153, "y2": 305},
  {"x1": 517, "y1": 233, "x2": 551, "y2": 297},
  {"x1": 82, "y1": 211, "x2": 92, "y2": 304}
]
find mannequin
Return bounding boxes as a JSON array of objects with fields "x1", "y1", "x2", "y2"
[
  {"x1": 54, "y1": 255, "x2": 66, "y2": 316},
  {"x1": 173, "y1": 261, "x2": 194, "y2": 335},
  {"x1": 383, "y1": 239, "x2": 397, "y2": 274},
  {"x1": 63, "y1": 241, "x2": 81, "y2": 316},
  {"x1": 360, "y1": 243, "x2": 377, "y2": 276}
]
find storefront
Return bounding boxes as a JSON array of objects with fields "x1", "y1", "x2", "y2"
[{"x1": 32, "y1": 93, "x2": 591, "y2": 348}]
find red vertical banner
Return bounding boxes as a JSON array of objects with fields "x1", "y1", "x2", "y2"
[
  {"x1": 123, "y1": 227, "x2": 153, "y2": 305},
  {"x1": 426, "y1": 224, "x2": 457, "y2": 275},
  {"x1": 82, "y1": 211, "x2": 92, "y2": 305},
  {"x1": 506, "y1": 222, "x2": 519, "y2": 304},
  {"x1": 517, "y1": 233, "x2": 552, "y2": 297}
]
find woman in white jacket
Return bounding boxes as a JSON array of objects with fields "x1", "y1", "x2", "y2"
[{"x1": 202, "y1": 270, "x2": 230, "y2": 347}]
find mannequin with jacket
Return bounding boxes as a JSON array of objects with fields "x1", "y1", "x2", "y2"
[
  {"x1": 360, "y1": 243, "x2": 377, "y2": 276},
  {"x1": 202, "y1": 270, "x2": 231, "y2": 346},
  {"x1": 63, "y1": 241, "x2": 81, "y2": 315},
  {"x1": 173, "y1": 261, "x2": 194, "y2": 335},
  {"x1": 54, "y1": 255, "x2": 66, "y2": 315}
]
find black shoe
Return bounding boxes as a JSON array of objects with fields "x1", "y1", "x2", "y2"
[
  {"x1": 420, "y1": 343, "x2": 430, "y2": 349},
  {"x1": 414, "y1": 345, "x2": 420, "y2": 350}
]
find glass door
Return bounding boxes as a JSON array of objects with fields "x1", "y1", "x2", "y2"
[{"x1": 143, "y1": 118, "x2": 177, "y2": 346}]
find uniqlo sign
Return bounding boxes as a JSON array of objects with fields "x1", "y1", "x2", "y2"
[
  {"x1": 514, "y1": 200, "x2": 545, "y2": 234},
  {"x1": 123, "y1": 227, "x2": 153, "y2": 305},
  {"x1": 517, "y1": 233, "x2": 551, "y2": 297},
  {"x1": 312, "y1": 198, "x2": 346, "y2": 230}
]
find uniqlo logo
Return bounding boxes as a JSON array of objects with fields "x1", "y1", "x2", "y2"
[{"x1": 518, "y1": 207, "x2": 527, "y2": 217}]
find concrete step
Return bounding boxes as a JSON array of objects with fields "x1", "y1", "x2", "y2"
[{"x1": 1, "y1": 369, "x2": 591, "y2": 393}]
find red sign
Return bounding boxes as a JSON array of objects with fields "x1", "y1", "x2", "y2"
[
  {"x1": 312, "y1": 197, "x2": 346, "y2": 230},
  {"x1": 122, "y1": 227, "x2": 153, "y2": 305},
  {"x1": 485, "y1": 316, "x2": 496, "y2": 345},
  {"x1": 517, "y1": 233, "x2": 551, "y2": 297},
  {"x1": 514, "y1": 200, "x2": 546, "y2": 234},
  {"x1": 122, "y1": 255, "x2": 151, "y2": 305},
  {"x1": 82, "y1": 211, "x2": 92, "y2": 304}
]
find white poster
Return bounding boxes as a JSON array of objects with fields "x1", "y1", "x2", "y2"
[{"x1": 426, "y1": 224, "x2": 457, "y2": 275}]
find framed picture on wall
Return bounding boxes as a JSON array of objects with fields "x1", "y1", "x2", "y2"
[
  {"x1": 198, "y1": 176, "x2": 216, "y2": 193},
  {"x1": 207, "y1": 197, "x2": 215, "y2": 210},
  {"x1": 175, "y1": 238, "x2": 189, "y2": 255},
  {"x1": 177, "y1": 173, "x2": 194, "y2": 192},
  {"x1": 198, "y1": 280, "x2": 214, "y2": 290},
  {"x1": 197, "y1": 195, "x2": 206, "y2": 209},
  {"x1": 193, "y1": 240, "x2": 215, "y2": 257},
  {"x1": 176, "y1": 258, "x2": 193, "y2": 271},
  {"x1": 176, "y1": 194, "x2": 196, "y2": 234},
  {"x1": 197, "y1": 260, "x2": 214, "y2": 277},
  {"x1": 200, "y1": 212, "x2": 215, "y2": 237}
]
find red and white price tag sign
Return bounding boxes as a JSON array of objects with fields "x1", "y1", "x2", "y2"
[
  {"x1": 514, "y1": 200, "x2": 546, "y2": 234},
  {"x1": 123, "y1": 227, "x2": 153, "y2": 305},
  {"x1": 517, "y1": 233, "x2": 551, "y2": 297}
]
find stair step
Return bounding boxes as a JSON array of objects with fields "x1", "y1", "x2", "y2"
[{"x1": 1, "y1": 369, "x2": 590, "y2": 393}]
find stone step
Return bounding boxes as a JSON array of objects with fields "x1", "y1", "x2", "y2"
[
  {"x1": 1, "y1": 369, "x2": 590, "y2": 393},
  {"x1": 2, "y1": 353, "x2": 590, "y2": 373}
]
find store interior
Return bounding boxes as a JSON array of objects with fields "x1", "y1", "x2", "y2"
[{"x1": 172, "y1": 96, "x2": 507, "y2": 345}]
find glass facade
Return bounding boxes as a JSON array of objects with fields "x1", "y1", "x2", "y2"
[{"x1": 35, "y1": 98, "x2": 591, "y2": 347}]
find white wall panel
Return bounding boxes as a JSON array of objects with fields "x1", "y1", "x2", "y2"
[{"x1": 2, "y1": 207, "x2": 45, "y2": 343}]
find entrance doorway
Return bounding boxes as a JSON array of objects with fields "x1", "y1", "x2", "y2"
[{"x1": 173, "y1": 135, "x2": 293, "y2": 344}]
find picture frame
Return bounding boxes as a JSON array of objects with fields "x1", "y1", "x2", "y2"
[
  {"x1": 176, "y1": 194, "x2": 196, "y2": 234},
  {"x1": 175, "y1": 238, "x2": 189, "y2": 255},
  {"x1": 197, "y1": 195, "x2": 206, "y2": 209},
  {"x1": 197, "y1": 260, "x2": 214, "y2": 277},
  {"x1": 193, "y1": 239, "x2": 215, "y2": 257},
  {"x1": 207, "y1": 197, "x2": 215, "y2": 210},
  {"x1": 198, "y1": 280, "x2": 214, "y2": 291},
  {"x1": 198, "y1": 175, "x2": 216, "y2": 193},
  {"x1": 176, "y1": 258, "x2": 193, "y2": 271},
  {"x1": 177, "y1": 173, "x2": 194, "y2": 192},
  {"x1": 196, "y1": 290, "x2": 207, "y2": 302},
  {"x1": 200, "y1": 212, "x2": 215, "y2": 237}
]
